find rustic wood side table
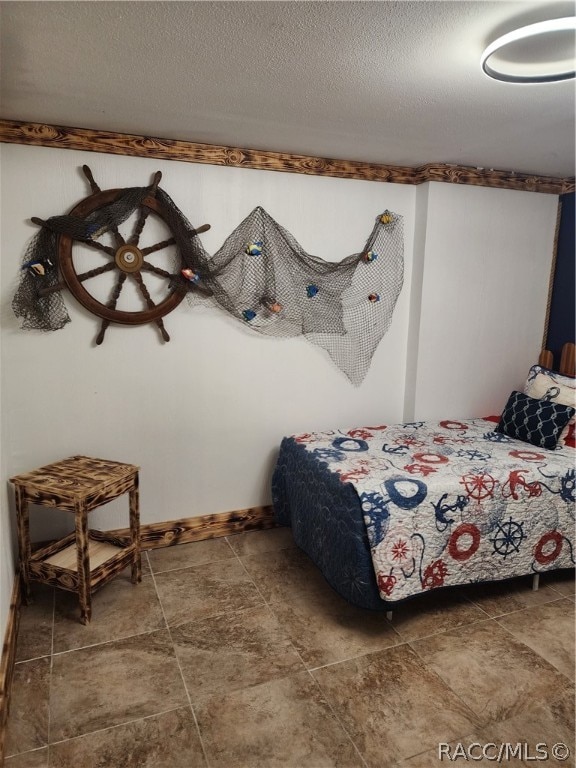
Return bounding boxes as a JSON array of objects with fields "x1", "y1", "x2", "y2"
[{"x1": 10, "y1": 455, "x2": 141, "y2": 624}]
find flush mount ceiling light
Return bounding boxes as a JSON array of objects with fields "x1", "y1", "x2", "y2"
[{"x1": 481, "y1": 16, "x2": 576, "y2": 83}]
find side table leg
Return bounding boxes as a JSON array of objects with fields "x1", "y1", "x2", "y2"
[
  {"x1": 75, "y1": 504, "x2": 92, "y2": 624},
  {"x1": 129, "y1": 473, "x2": 142, "y2": 584},
  {"x1": 15, "y1": 486, "x2": 32, "y2": 605}
]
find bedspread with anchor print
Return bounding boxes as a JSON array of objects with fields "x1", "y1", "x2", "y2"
[{"x1": 292, "y1": 418, "x2": 575, "y2": 602}]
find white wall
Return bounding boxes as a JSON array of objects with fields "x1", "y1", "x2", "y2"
[
  {"x1": 411, "y1": 183, "x2": 558, "y2": 420},
  {"x1": 1, "y1": 144, "x2": 415, "y2": 541},
  {"x1": 0, "y1": 145, "x2": 560, "y2": 649},
  {"x1": 402, "y1": 183, "x2": 429, "y2": 422}
]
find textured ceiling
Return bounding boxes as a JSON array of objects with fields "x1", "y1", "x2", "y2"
[{"x1": 1, "y1": 1, "x2": 574, "y2": 178}]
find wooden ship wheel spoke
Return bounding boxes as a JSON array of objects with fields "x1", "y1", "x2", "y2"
[
  {"x1": 140, "y1": 237, "x2": 177, "y2": 256},
  {"x1": 83, "y1": 240, "x2": 115, "y2": 256},
  {"x1": 33, "y1": 166, "x2": 210, "y2": 345}
]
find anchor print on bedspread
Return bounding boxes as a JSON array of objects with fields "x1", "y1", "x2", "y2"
[{"x1": 294, "y1": 418, "x2": 575, "y2": 601}]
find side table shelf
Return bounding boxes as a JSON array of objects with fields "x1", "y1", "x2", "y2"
[
  {"x1": 10, "y1": 455, "x2": 141, "y2": 624},
  {"x1": 30, "y1": 530, "x2": 137, "y2": 594}
]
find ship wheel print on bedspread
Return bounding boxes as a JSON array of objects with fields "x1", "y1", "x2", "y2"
[{"x1": 490, "y1": 516, "x2": 526, "y2": 559}]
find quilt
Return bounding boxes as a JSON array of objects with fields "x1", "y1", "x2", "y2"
[{"x1": 273, "y1": 418, "x2": 575, "y2": 604}]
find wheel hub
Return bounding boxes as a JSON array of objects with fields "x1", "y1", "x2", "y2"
[{"x1": 115, "y1": 244, "x2": 143, "y2": 273}]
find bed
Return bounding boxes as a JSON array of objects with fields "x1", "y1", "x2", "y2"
[{"x1": 271, "y1": 346, "x2": 576, "y2": 611}]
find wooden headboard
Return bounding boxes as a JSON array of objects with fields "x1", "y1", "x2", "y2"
[{"x1": 539, "y1": 342, "x2": 575, "y2": 377}]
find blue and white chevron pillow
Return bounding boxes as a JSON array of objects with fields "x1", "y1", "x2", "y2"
[{"x1": 496, "y1": 390, "x2": 576, "y2": 450}]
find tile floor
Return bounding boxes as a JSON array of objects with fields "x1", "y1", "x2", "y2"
[{"x1": 4, "y1": 528, "x2": 575, "y2": 768}]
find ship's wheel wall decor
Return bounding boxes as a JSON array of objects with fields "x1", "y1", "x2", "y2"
[{"x1": 12, "y1": 167, "x2": 404, "y2": 385}]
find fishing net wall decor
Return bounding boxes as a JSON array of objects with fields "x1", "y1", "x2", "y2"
[{"x1": 12, "y1": 166, "x2": 404, "y2": 385}]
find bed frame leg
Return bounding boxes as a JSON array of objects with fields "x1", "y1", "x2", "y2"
[
  {"x1": 386, "y1": 611, "x2": 393, "y2": 621},
  {"x1": 532, "y1": 574, "x2": 540, "y2": 592}
]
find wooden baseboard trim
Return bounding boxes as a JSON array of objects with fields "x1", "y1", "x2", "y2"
[
  {"x1": 0, "y1": 119, "x2": 573, "y2": 195},
  {"x1": 110, "y1": 504, "x2": 277, "y2": 549},
  {"x1": 0, "y1": 573, "x2": 21, "y2": 765}
]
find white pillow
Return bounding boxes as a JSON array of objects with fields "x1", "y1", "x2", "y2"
[{"x1": 523, "y1": 365, "x2": 576, "y2": 444}]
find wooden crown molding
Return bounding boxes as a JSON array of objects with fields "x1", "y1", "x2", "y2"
[{"x1": 0, "y1": 119, "x2": 574, "y2": 195}]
